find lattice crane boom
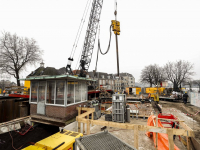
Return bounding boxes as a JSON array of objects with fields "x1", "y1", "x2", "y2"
[{"x1": 79, "y1": 0, "x2": 103, "y2": 77}]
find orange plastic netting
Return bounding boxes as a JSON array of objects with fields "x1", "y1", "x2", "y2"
[{"x1": 146, "y1": 115, "x2": 180, "y2": 150}]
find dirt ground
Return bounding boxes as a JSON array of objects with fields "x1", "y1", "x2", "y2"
[{"x1": 0, "y1": 124, "x2": 59, "y2": 150}]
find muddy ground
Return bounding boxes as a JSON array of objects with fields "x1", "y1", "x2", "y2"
[{"x1": 0, "y1": 124, "x2": 59, "y2": 150}]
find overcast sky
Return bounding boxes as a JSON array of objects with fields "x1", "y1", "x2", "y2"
[{"x1": 0, "y1": 0, "x2": 200, "y2": 83}]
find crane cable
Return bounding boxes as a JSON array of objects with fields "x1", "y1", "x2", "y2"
[
  {"x1": 69, "y1": 0, "x2": 92, "y2": 59},
  {"x1": 95, "y1": 23, "x2": 112, "y2": 72}
]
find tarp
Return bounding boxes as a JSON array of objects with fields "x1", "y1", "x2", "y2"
[{"x1": 146, "y1": 115, "x2": 180, "y2": 150}]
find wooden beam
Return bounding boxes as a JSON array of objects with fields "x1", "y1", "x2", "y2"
[
  {"x1": 0, "y1": 116, "x2": 30, "y2": 126},
  {"x1": 156, "y1": 113, "x2": 158, "y2": 150},
  {"x1": 91, "y1": 112, "x2": 94, "y2": 126},
  {"x1": 78, "y1": 108, "x2": 81, "y2": 133},
  {"x1": 167, "y1": 129, "x2": 174, "y2": 150},
  {"x1": 76, "y1": 110, "x2": 94, "y2": 119},
  {"x1": 76, "y1": 107, "x2": 95, "y2": 111},
  {"x1": 176, "y1": 115, "x2": 193, "y2": 150},
  {"x1": 134, "y1": 125, "x2": 139, "y2": 149},
  {"x1": 187, "y1": 137, "x2": 191, "y2": 150},
  {"x1": 158, "y1": 118, "x2": 184, "y2": 122},
  {"x1": 77, "y1": 117, "x2": 195, "y2": 137},
  {"x1": 87, "y1": 120, "x2": 90, "y2": 135},
  {"x1": 83, "y1": 123, "x2": 85, "y2": 134}
]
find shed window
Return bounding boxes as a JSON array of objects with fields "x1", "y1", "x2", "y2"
[
  {"x1": 81, "y1": 82, "x2": 87, "y2": 101},
  {"x1": 55, "y1": 81, "x2": 64, "y2": 105},
  {"x1": 46, "y1": 81, "x2": 55, "y2": 104},
  {"x1": 75, "y1": 82, "x2": 81, "y2": 103},
  {"x1": 38, "y1": 81, "x2": 46, "y2": 102},
  {"x1": 31, "y1": 81, "x2": 38, "y2": 102},
  {"x1": 67, "y1": 81, "x2": 74, "y2": 104}
]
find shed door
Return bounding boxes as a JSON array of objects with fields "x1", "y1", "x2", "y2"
[{"x1": 37, "y1": 81, "x2": 46, "y2": 115}]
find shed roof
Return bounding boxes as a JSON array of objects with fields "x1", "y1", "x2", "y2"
[{"x1": 19, "y1": 74, "x2": 96, "y2": 81}]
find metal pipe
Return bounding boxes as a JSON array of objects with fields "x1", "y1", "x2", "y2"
[{"x1": 115, "y1": 34, "x2": 120, "y2": 77}]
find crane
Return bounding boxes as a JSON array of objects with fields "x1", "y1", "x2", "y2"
[{"x1": 66, "y1": 0, "x2": 120, "y2": 77}]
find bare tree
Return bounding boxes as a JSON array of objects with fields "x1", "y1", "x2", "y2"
[
  {"x1": 164, "y1": 60, "x2": 194, "y2": 89},
  {"x1": 152, "y1": 64, "x2": 166, "y2": 86},
  {"x1": 140, "y1": 65, "x2": 154, "y2": 87},
  {"x1": 140, "y1": 64, "x2": 165, "y2": 87},
  {"x1": 0, "y1": 32, "x2": 43, "y2": 86},
  {"x1": 183, "y1": 80, "x2": 193, "y2": 91}
]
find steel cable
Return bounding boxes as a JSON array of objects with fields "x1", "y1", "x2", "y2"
[
  {"x1": 94, "y1": 24, "x2": 112, "y2": 74},
  {"x1": 70, "y1": 0, "x2": 92, "y2": 58}
]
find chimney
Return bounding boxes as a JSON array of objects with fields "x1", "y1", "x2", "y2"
[{"x1": 40, "y1": 61, "x2": 44, "y2": 68}]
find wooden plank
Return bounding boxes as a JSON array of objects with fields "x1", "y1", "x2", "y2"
[
  {"x1": 148, "y1": 128, "x2": 166, "y2": 134},
  {"x1": 176, "y1": 115, "x2": 193, "y2": 150},
  {"x1": 77, "y1": 111, "x2": 195, "y2": 137},
  {"x1": 91, "y1": 112, "x2": 94, "y2": 126},
  {"x1": 78, "y1": 108, "x2": 81, "y2": 133},
  {"x1": 76, "y1": 107, "x2": 95, "y2": 111},
  {"x1": 83, "y1": 123, "x2": 85, "y2": 134},
  {"x1": 156, "y1": 113, "x2": 158, "y2": 150},
  {"x1": 77, "y1": 117, "x2": 195, "y2": 137},
  {"x1": 167, "y1": 129, "x2": 174, "y2": 150},
  {"x1": 87, "y1": 120, "x2": 90, "y2": 135},
  {"x1": 0, "y1": 116, "x2": 30, "y2": 126},
  {"x1": 134, "y1": 125, "x2": 139, "y2": 149},
  {"x1": 187, "y1": 137, "x2": 191, "y2": 150},
  {"x1": 158, "y1": 118, "x2": 184, "y2": 122},
  {"x1": 76, "y1": 110, "x2": 94, "y2": 119},
  {"x1": 179, "y1": 121, "x2": 193, "y2": 131}
]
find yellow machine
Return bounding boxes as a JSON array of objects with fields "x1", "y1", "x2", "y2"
[
  {"x1": 126, "y1": 87, "x2": 141, "y2": 95},
  {"x1": 22, "y1": 130, "x2": 83, "y2": 150},
  {"x1": 24, "y1": 80, "x2": 30, "y2": 95},
  {"x1": 111, "y1": 20, "x2": 120, "y2": 35},
  {"x1": 146, "y1": 87, "x2": 165, "y2": 102}
]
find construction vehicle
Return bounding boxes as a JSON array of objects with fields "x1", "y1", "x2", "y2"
[
  {"x1": 22, "y1": 129, "x2": 83, "y2": 150},
  {"x1": 66, "y1": 0, "x2": 120, "y2": 77},
  {"x1": 126, "y1": 87, "x2": 141, "y2": 95}
]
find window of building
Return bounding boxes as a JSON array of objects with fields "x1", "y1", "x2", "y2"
[
  {"x1": 38, "y1": 81, "x2": 46, "y2": 103},
  {"x1": 75, "y1": 81, "x2": 81, "y2": 103},
  {"x1": 55, "y1": 81, "x2": 64, "y2": 105},
  {"x1": 81, "y1": 82, "x2": 87, "y2": 101},
  {"x1": 99, "y1": 80, "x2": 102, "y2": 85},
  {"x1": 31, "y1": 81, "x2": 38, "y2": 103},
  {"x1": 67, "y1": 81, "x2": 74, "y2": 104},
  {"x1": 46, "y1": 81, "x2": 55, "y2": 104}
]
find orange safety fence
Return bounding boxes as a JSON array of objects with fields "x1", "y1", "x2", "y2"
[{"x1": 146, "y1": 115, "x2": 180, "y2": 150}]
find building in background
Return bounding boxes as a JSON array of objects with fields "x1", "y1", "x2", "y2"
[
  {"x1": 87, "y1": 72, "x2": 115, "y2": 91},
  {"x1": 119, "y1": 73, "x2": 135, "y2": 89},
  {"x1": 87, "y1": 72, "x2": 135, "y2": 92}
]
